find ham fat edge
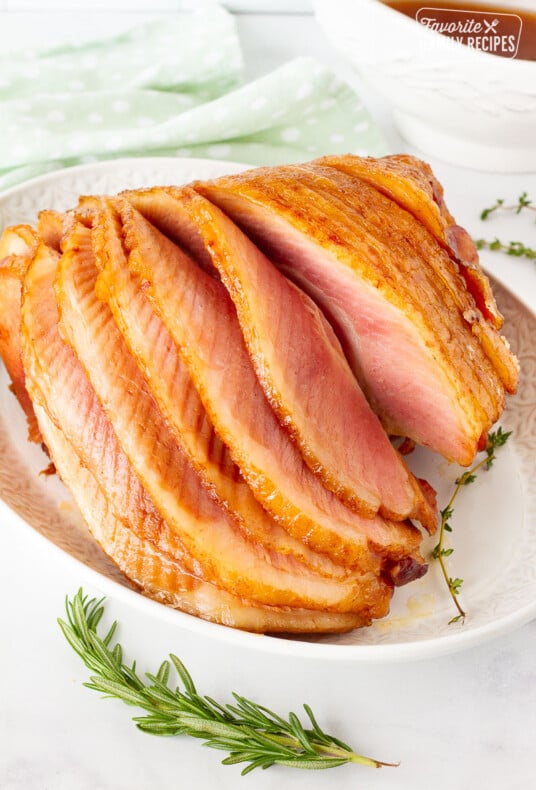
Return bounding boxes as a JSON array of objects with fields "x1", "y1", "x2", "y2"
[{"x1": 0, "y1": 154, "x2": 519, "y2": 633}]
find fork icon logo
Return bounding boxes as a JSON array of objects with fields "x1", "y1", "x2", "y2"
[
  {"x1": 483, "y1": 18, "x2": 500, "y2": 35},
  {"x1": 416, "y1": 7, "x2": 523, "y2": 59}
]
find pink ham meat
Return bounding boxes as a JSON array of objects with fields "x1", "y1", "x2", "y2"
[
  {"x1": 311, "y1": 157, "x2": 519, "y2": 399},
  {"x1": 196, "y1": 161, "x2": 518, "y2": 466},
  {"x1": 55, "y1": 219, "x2": 392, "y2": 614},
  {"x1": 316, "y1": 154, "x2": 504, "y2": 332},
  {"x1": 134, "y1": 186, "x2": 433, "y2": 528},
  {"x1": 115, "y1": 193, "x2": 428, "y2": 578}
]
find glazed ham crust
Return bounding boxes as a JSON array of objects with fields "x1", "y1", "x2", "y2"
[
  {"x1": 0, "y1": 225, "x2": 41, "y2": 443},
  {"x1": 36, "y1": 403, "x2": 366, "y2": 634},
  {"x1": 0, "y1": 153, "x2": 518, "y2": 634},
  {"x1": 316, "y1": 154, "x2": 504, "y2": 332}
]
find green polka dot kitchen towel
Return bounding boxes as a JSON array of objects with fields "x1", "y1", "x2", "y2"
[{"x1": 0, "y1": 3, "x2": 386, "y2": 191}]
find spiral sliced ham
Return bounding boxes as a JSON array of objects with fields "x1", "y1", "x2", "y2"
[
  {"x1": 307, "y1": 158, "x2": 518, "y2": 396},
  {"x1": 315, "y1": 154, "x2": 504, "y2": 332},
  {"x1": 20, "y1": 241, "x2": 193, "y2": 565},
  {"x1": 35, "y1": 402, "x2": 364, "y2": 633},
  {"x1": 0, "y1": 152, "x2": 519, "y2": 634}
]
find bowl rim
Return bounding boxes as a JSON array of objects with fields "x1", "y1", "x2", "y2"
[{"x1": 314, "y1": 0, "x2": 536, "y2": 70}]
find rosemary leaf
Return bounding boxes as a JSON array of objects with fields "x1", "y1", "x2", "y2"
[{"x1": 59, "y1": 590, "x2": 396, "y2": 775}]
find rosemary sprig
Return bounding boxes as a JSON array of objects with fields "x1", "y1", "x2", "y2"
[
  {"x1": 58, "y1": 590, "x2": 397, "y2": 776},
  {"x1": 432, "y1": 427, "x2": 511, "y2": 624},
  {"x1": 475, "y1": 238, "x2": 536, "y2": 261}
]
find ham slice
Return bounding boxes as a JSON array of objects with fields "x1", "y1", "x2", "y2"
[
  {"x1": 55, "y1": 219, "x2": 392, "y2": 615},
  {"x1": 37, "y1": 209, "x2": 66, "y2": 252},
  {"x1": 316, "y1": 154, "x2": 503, "y2": 331},
  {"x1": 136, "y1": 186, "x2": 432, "y2": 527},
  {"x1": 116, "y1": 193, "x2": 429, "y2": 574},
  {"x1": 6, "y1": 152, "x2": 516, "y2": 635},
  {"x1": 307, "y1": 159, "x2": 518, "y2": 397},
  {"x1": 196, "y1": 161, "x2": 518, "y2": 465}
]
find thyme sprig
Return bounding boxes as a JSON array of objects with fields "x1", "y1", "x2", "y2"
[
  {"x1": 476, "y1": 192, "x2": 536, "y2": 262},
  {"x1": 475, "y1": 238, "x2": 536, "y2": 261},
  {"x1": 480, "y1": 192, "x2": 535, "y2": 221},
  {"x1": 432, "y1": 427, "x2": 511, "y2": 624},
  {"x1": 58, "y1": 590, "x2": 397, "y2": 776}
]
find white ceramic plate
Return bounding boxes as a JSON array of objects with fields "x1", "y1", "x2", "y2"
[{"x1": 0, "y1": 157, "x2": 534, "y2": 663}]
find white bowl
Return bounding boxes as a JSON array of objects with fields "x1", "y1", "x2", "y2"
[{"x1": 314, "y1": 0, "x2": 536, "y2": 171}]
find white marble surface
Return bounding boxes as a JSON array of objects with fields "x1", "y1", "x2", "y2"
[{"x1": 1, "y1": 8, "x2": 536, "y2": 790}]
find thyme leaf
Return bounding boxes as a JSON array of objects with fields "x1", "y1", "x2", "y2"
[
  {"x1": 480, "y1": 192, "x2": 535, "y2": 221},
  {"x1": 432, "y1": 427, "x2": 511, "y2": 624},
  {"x1": 475, "y1": 238, "x2": 536, "y2": 260},
  {"x1": 477, "y1": 193, "x2": 536, "y2": 262},
  {"x1": 59, "y1": 590, "x2": 397, "y2": 775}
]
